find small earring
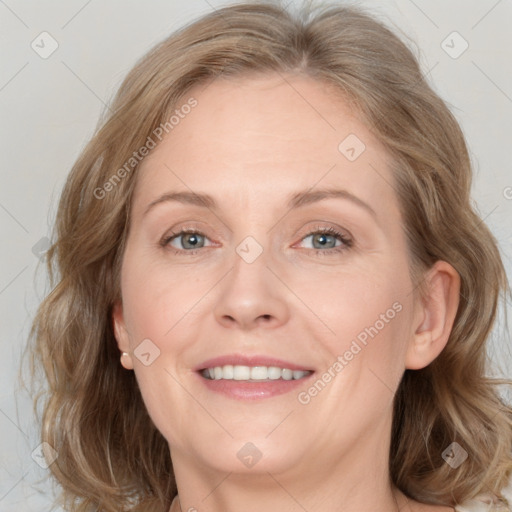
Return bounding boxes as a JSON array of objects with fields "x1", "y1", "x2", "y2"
[{"x1": 120, "y1": 351, "x2": 133, "y2": 370}]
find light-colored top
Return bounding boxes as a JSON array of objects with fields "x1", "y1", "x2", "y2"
[
  {"x1": 170, "y1": 475, "x2": 512, "y2": 511},
  {"x1": 455, "y1": 474, "x2": 512, "y2": 511}
]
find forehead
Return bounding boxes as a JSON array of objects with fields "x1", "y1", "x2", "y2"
[{"x1": 133, "y1": 73, "x2": 399, "y2": 221}]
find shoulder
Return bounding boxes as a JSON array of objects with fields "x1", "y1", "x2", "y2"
[
  {"x1": 454, "y1": 473, "x2": 512, "y2": 512},
  {"x1": 455, "y1": 500, "x2": 509, "y2": 511}
]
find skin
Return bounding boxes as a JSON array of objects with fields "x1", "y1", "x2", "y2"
[{"x1": 112, "y1": 73, "x2": 460, "y2": 512}]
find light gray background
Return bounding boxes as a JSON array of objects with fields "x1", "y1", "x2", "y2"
[{"x1": 1, "y1": 0, "x2": 511, "y2": 509}]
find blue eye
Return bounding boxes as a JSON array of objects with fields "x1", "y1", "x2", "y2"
[
  {"x1": 160, "y1": 226, "x2": 353, "y2": 256},
  {"x1": 297, "y1": 226, "x2": 353, "y2": 256},
  {"x1": 161, "y1": 229, "x2": 209, "y2": 254}
]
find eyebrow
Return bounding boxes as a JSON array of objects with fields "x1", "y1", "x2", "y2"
[{"x1": 143, "y1": 188, "x2": 377, "y2": 219}]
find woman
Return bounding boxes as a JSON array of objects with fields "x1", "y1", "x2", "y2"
[{"x1": 26, "y1": 1, "x2": 512, "y2": 511}]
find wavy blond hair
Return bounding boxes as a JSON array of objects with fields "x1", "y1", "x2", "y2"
[{"x1": 22, "y1": 1, "x2": 512, "y2": 511}]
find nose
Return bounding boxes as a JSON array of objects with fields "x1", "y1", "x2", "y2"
[{"x1": 213, "y1": 244, "x2": 290, "y2": 330}]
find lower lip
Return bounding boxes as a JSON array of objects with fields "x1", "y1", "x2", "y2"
[{"x1": 196, "y1": 371, "x2": 315, "y2": 400}]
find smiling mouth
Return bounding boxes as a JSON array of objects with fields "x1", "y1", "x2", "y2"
[{"x1": 199, "y1": 365, "x2": 313, "y2": 381}]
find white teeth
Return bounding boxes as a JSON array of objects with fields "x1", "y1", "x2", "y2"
[
  {"x1": 268, "y1": 366, "x2": 282, "y2": 380},
  {"x1": 250, "y1": 366, "x2": 268, "y2": 380},
  {"x1": 200, "y1": 365, "x2": 312, "y2": 381},
  {"x1": 282, "y1": 369, "x2": 293, "y2": 380},
  {"x1": 233, "y1": 365, "x2": 250, "y2": 380},
  {"x1": 222, "y1": 364, "x2": 234, "y2": 379}
]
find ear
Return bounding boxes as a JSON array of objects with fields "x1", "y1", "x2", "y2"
[
  {"x1": 405, "y1": 260, "x2": 461, "y2": 370},
  {"x1": 112, "y1": 300, "x2": 134, "y2": 370}
]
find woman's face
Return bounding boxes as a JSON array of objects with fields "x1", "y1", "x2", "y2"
[{"x1": 113, "y1": 73, "x2": 427, "y2": 478}]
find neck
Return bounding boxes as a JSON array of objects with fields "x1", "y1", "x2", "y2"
[
  {"x1": 167, "y1": 422, "x2": 404, "y2": 512},
  {"x1": 170, "y1": 490, "x2": 405, "y2": 512}
]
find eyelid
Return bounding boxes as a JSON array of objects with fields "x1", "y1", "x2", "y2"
[
  {"x1": 292, "y1": 225, "x2": 353, "y2": 253},
  {"x1": 160, "y1": 222, "x2": 354, "y2": 255},
  {"x1": 295, "y1": 223, "x2": 352, "y2": 243},
  {"x1": 160, "y1": 226, "x2": 215, "y2": 249}
]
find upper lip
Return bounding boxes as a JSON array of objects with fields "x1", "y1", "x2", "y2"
[{"x1": 194, "y1": 354, "x2": 315, "y2": 372}]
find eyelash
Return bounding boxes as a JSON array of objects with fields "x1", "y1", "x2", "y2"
[{"x1": 160, "y1": 225, "x2": 353, "y2": 257}]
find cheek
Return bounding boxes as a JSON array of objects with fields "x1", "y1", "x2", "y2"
[
  {"x1": 120, "y1": 255, "x2": 200, "y2": 341},
  {"x1": 315, "y1": 269, "x2": 412, "y2": 373},
  {"x1": 119, "y1": 260, "x2": 194, "y2": 441}
]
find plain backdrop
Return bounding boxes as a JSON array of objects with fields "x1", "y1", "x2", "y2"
[{"x1": 1, "y1": 0, "x2": 511, "y2": 509}]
